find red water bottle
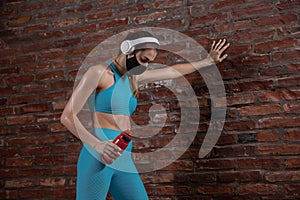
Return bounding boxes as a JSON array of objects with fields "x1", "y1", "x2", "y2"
[{"x1": 102, "y1": 130, "x2": 132, "y2": 164}]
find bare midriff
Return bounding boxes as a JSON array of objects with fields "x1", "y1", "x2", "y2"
[{"x1": 93, "y1": 112, "x2": 131, "y2": 131}]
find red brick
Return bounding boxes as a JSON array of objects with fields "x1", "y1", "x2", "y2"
[
  {"x1": 6, "y1": 136, "x2": 36, "y2": 146},
  {"x1": 273, "y1": 50, "x2": 300, "y2": 62},
  {"x1": 20, "y1": 168, "x2": 52, "y2": 177},
  {"x1": 52, "y1": 17, "x2": 82, "y2": 28},
  {"x1": 35, "y1": 155, "x2": 65, "y2": 166},
  {"x1": 20, "y1": 104, "x2": 49, "y2": 114},
  {"x1": 255, "y1": 14, "x2": 298, "y2": 27},
  {"x1": 218, "y1": 170, "x2": 261, "y2": 183},
  {"x1": 11, "y1": 54, "x2": 36, "y2": 64},
  {"x1": 35, "y1": 134, "x2": 66, "y2": 145},
  {"x1": 0, "y1": 169, "x2": 18, "y2": 178},
  {"x1": 5, "y1": 179, "x2": 35, "y2": 188},
  {"x1": 196, "y1": 159, "x2": 235, "y2": 170},
  {"x1": 196, "y1": 185, "x2": 234, "y2": 195},
  {"x1": 0, "y1": 66, "x2": 20, "y2": 76},
  {"x1": 265, "y1": 171, "x2": 300, "y2": 183},
  {"x1": 37, "y1": 30, "x2": 65, "y2": 40},
  {"x1": 0, "y1": 107, "x2": 16, "y2": 116},
  {"x1": 67, "y1": 24, "x2": 96, "y2": 35},
  {"x1": 259, "y1": 117, "x2": 300, "y2": 129},
  {"x1": 23, "y1": 23, "x2": 49, "y2": 33},
  {"x1": 284, "y1": 184, "x2": 300, "y2": 195},
  {"x1": 39, "y1": 91, "x2": 67, "y2": 101},
  {"x1": 233, "y1": 54, "x2": 270, "y2": 66},
  {"x1": 232, "y1": 29, "x2": 274, "y2": 43},
  {"x1": 259, "y1": 90, "x2": 300, "y2": 102},
  {"x1": 190, "y1": 12, "x2": 228, "y2": 27},
  {"x1": 6, "y1": 157, "x2": 33, "y2": 167},
  {"x1": 161, "y1": 160, "x2": 194, "y2": 171},
  {"x1": 50, "y1": 123, "x2": 68, "y2": 133},
  {"x1": 0, "y1": 47, "x2": 22, "y2": 58},
  {"x1": 188, "y1": 172, "x2": 216, "y2": 183},
  {"x1": 67, "y1": 45, "x2": 95, "y2": 56},
  {"x1": 36, "y1": 70, "x2": 64, "y2": 80},
  {"x1": 39, "y1": 178, "x2": 66, "y2": 187},
  {"x1": 238, "y1": 183, "x2": 280, "y2": 195},
  {"x1": 285, "y1": 158, "x2": 300, "y2": 168},
  {"x1": 237, "y1": 158, "x2": 281, "y2": 170},
  {"x1": 278, "y1": 77, "x2": 300, "y2": 88},
  {"x1": 276, "y1": 0, "x2": 300, "y2": 11},
  {"x1": 19, "y1": 2, "x2": 43, "y2": 12},
  {"x1": 257, "y1": 131, "x2": 280, "y2": 142},
  {"x1": 38, "y1": 49, "x2": 66, "y2": 61},
  {"x1": 255, "y1": 38, "x2": 296, "y2": 53},
  {"x1": 20, "y1": 146, "x2": 50, "y2": 156},
  {"x1": 238, "y1": 104, "x2": 281, "y2": 116},
  {"x1": 65, "y1": 3, "x2": 94, "y2": 14},
  {"x1": 189, "y1": 5, "x2": 205, "y2": 17},
  {"x1": 85, "y1": 9, "x2": 114, "y2": 21},
  {"x1": 35, "y1": 9, "x2": 62, "y2": 19},
  {"x1": 211, "y1": 0, "x2": 245, "y2": 10},
  {"x1": 285, "y1": 130, "x2": 300, "y2": 141},
  {"x1": 49, "y1": 188, "x2": 75, "y2": 198},
  {"x1": 134, "y1": 11, "x2": 167, "y2": 24},
  {"x1": 227, "y1": 93, "x2": 256, "y2": 106},
  {"x1": 142, "y1": 173, "x2": 175, "y2": 184},
  {"x1": 6, "y1": 75, "x2": 35, "y2": 85},
  {"x1": 215, "y1": 145, "x2": 256, "y2": 157},
  {"x1": 119, "y1": 3, "x2": 151, "y2": 17},
  {"x1": 232, "y1": 2, "x2": 273, "y2": 19},
  {"x1": 8, "y1": 16, "x2": 30, "y2": 26},
  {"x1": 6, "y1": 115, "x2": 35, "y2": 125},
  {"x1": 18, "y1": 189, "x2": 47, "y2": 199},
  {"x1": 224, "y1": 120, "x2": 256, "y2": 131},
  {"x1": 258, "y1": 144, "x2": 300, "y2": 155},
  {"x1": 156, "y1": 186, "x2": 192, "y2": 196},
  {"x1": 153, "y1": 0, "x2": 185, "y2": 8}
]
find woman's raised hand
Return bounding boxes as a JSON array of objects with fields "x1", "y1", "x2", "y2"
[{"x1": 208, "y1": 39, "x2": 230, "y2": 64}]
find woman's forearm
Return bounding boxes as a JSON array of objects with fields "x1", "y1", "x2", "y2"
[
  {"x1": 170, "y1": 57, "x2": 214, "y2": 76},
  {"x1": 60, "y1": 113, "x2": 104, "y2": 153}
]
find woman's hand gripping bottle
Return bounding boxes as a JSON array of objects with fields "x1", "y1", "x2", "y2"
[{"x1": 102, "y1": 130, "x2": 132, "y2": 164}]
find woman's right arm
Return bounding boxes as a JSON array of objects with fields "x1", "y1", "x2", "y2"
[{"x1": 60, "y1": 65, "x2": 122, "y2": 159}]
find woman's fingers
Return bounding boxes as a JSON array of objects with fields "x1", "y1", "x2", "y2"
[
  {"x1": 213, "y1": 39, "x2": 227, "y2": 51},
  {"x1": 103, "y1": 141, "x2": 122, "y2": 161},
  {"x1": 219, "y1": 41, "x2": 230, "y2": 54},
  {"x1": 209, "y1": 39, "x2": 230, "y2": 63}
]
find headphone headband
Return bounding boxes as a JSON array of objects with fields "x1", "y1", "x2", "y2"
[{"x1": 120, "y1": 37, "x2": 160, "y2": 55}]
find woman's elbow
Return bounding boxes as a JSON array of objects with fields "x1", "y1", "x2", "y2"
[{"x1": 60, "y1": 113, "x2": 73, "y2": 127}]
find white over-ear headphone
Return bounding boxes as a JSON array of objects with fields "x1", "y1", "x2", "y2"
[{"x1": 120, "y1": 37, "x2": 160, "y2": 55}]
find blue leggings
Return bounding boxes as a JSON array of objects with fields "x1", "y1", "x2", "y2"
[{"x1": 76, "y1": 128, "x2": 148, "y2": 200}]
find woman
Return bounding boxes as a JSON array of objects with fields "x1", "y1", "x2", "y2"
[{"x1": 60, "y1": 31, "x2": 229, "y2": 200}]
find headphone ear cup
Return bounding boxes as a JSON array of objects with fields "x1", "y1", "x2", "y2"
[{"x1": 120, "y1": 40, "x2": 132, "y2": 55}]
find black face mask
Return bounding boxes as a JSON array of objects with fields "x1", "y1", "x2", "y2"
[{"x1": 126, "y1": 55, "x2": 147, "y2": 75}]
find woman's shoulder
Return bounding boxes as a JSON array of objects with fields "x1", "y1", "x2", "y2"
[{"x1": 86, "y1": 63, "x2": 108, "y2": 75}]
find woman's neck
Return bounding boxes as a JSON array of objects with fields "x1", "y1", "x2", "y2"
[{"x1": 113, "y1": 55, "x2": 127, "y2": 75}]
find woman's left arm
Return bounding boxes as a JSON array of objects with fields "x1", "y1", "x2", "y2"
[{"x1": 138, "y1": 39, "x2": 230, "y2": 83}]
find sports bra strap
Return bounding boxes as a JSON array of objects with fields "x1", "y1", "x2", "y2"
[{"x1": 108, "y1": 61, "x2": 120, "y2": 81}]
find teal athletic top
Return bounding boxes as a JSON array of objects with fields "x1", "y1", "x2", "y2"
[{"x1": 88, "y1": 61, "x2": 137, "y2": 116}]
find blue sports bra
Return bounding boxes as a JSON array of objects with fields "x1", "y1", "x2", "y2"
[{"x1": 88, "y1": 61, "x2": 137, "y2": 116}]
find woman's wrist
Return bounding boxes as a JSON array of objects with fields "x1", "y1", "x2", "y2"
[{"x1": 93, "y1": 141, "x2": 104, "y2": 154}]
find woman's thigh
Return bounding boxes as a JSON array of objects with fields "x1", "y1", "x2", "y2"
[
  {"x1": 109, "y1": 168, "x2": 148, "y2": 200},
  {"x1": 77, "y1": 146, "x2": 113, "y2": 200}
]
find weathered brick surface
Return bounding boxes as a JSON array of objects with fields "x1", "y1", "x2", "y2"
[{"x1": 1, "y1": 0, "x2": 299, "y2": 199}]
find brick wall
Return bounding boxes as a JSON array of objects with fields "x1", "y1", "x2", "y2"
[{"x1": 1, "y1": 0, "x2": 299, "y2": 199}]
